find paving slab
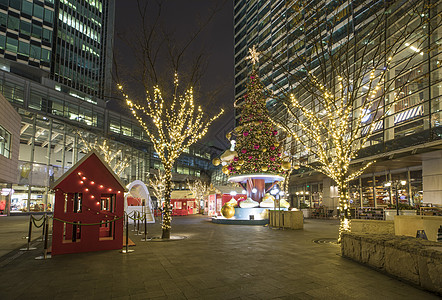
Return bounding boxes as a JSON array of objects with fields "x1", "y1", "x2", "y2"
[{"x1": 0, "y1": 215, "x2": 439, "y2": 299}]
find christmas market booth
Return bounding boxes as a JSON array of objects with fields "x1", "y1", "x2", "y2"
[{"x1": 50, "y1": 150, "x2": 127, "y2": 255}]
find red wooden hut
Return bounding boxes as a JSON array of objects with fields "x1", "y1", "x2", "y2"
[{"x1": 50, "y1": 150, "x2": 127, "y2": 255}]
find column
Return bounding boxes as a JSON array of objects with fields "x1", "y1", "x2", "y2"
[
  {"x1": 422, "y1": 150, "x2": 442, "y2": 206},
  {"x1": 322, "y1": 178, "x2": 338, "y2": 210}
]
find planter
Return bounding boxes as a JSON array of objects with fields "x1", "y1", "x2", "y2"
[{"x1": 384, "y1": 209, "x2": 417, "y2": 221}]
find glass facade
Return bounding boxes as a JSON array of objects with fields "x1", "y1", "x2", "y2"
[
  {"x1": 234, "y1": 0, "x2": 442, "y2": 210},
  {"x1": 53, "y1": 0, "x2": 114, "y2": 99},
  {"x1": 0, "y1": 0, "x2": 54, "y2": 70}
]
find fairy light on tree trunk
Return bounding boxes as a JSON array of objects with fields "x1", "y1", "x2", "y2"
[{"x1": 118, "y1": 74, "x2": 223, "y2": 239}]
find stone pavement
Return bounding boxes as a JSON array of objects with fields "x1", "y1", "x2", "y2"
[{"x1": 0, "y1": 215, "x2": 439, "y2": 300}]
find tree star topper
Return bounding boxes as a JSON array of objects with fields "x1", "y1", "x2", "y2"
[{"x1": 246, "y1": 45, "x2": 260, "y2": 65}]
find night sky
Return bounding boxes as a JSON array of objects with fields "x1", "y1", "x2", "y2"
[{"x1": 113, "y1": 0, "x2": 235, "y2": 150}]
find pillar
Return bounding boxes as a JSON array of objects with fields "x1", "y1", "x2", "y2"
[
  {"x1": 422, "y1": 150, "x2": 442, "y2": 206},
  {"x1": 322, "y1": 178, "x2": 338, "y2": 210}
]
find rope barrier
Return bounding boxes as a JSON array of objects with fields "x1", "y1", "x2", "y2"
[
  {"x1": 31, "y1": 215, "x2": 46, "y2": 228},
  {"x1": 52, "y1": 216, "x2": 124, "y2": 226},
  {"x1": 126, "y1": 211, "x2": 146, "y2": 221}
]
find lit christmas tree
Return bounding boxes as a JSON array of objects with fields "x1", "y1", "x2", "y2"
[{"x1": 225, "y1": 46, "x2": 288, "y2": 177}]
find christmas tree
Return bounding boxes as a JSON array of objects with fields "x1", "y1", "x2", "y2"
[{"x1": 225, "y1": 46, "x2": 288, "y2": 176}]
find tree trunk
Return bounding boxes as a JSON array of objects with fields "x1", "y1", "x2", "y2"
[
  {"x1": 338, "y1": 182, "x2": 351, "y2": 243},
  {"x1": 161, "y1": 168, "x2": 173, "y2": 239}
]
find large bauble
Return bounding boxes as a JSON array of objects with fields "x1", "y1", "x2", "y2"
[
  {"x1": 238, "y1": 159, "x2": 245, "y2": 166},
  {"x1": 282, "y1": 161, "x2": 291, "y2": 170},
  {"x1": 212, "y1": 158, "x2": 221, "y2": 166},
  {"x1": 262, "y1": 166, "x2": 268, "y2": 172},
  {"x1": 221, "y1": 204, "x2": 235, "y2": 219},
  {"x1": 222, "y1": 166, "x2": 230, "y2": 175}
]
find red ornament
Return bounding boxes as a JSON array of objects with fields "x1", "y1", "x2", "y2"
[
  {"x1": 241, "y1": 149, "x2": 247, "y2": 154},
  {"x1": 254, "y1": 144, "x2": 259, "y2": 149},
  {"x1": 243, "y1": 132, "x2": 249, "y2": 136}
]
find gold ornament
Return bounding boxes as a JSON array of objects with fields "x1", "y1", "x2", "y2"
[
  {"x1": 262, "y1": 166, "x2": 268, "y2": 172},
  {"x1": 235, "y1": 165, "x2": 241, "y2": 170},
  {"x1": 238, "y1": 159, "x2": 244, "y2": 166},
  {"x1": 261, "y1": 148, "x2": 267, "y2": 152},
  {"x1": 235, "y1": 126, "x2": 243, "y2": 133},
  {"x1": 257, "y1": 130, "x2": 261, "y2": 134},
  {"x1": 293, "y1": 164, "x2": 300, "y2": 170},
  {"x1": 282, "y1": 161, "x2": 291, "y2": 170},
  {"x1": 226, "y1": 132, "x2": 232, "y2": 140},
  {"x1": 212, "y1": 158, "x2": 221, "y2": 166},
  {"x1": 274, "y1": 143, "x2": 280, "y2": 147},
  {"x1": 221, "y1": 204, "x2": 235, "y2": 219},
  {"x1": 222, "y1": 166, "x2": 230, "y2": 175}
]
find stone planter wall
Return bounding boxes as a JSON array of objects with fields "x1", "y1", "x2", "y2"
[
  {"x1": 269, "y1": 210, "x2": 303, "y2": 229},
  {"x1": 341, "y1": 233, "x2": 442, "y2": 294},
  {"x1": 351, "y1": 219, "x2": 394, "y2": 235}
]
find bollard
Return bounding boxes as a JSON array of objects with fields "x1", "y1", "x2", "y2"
[
  {"x1": 40, "y1": 213, "x2": 47, "y2": 241},
  {"x1": 21, "y1": 215, "x2": 37, "y2": 251},
  {"x1": 132, "y1": 211, "x2": 137, "y2": 232},
  {"x1": 35, "y1": 215, "x2": 51, "y2": 260},
  {"x1": 121, "y1": 214, "x2": 134, "y2": 253},
  {"x1": 136, "y1": 211, "x2": 142, "y2": 235},
  {"x1": 437, "y1": 226, "x2": 442, "y2": 242},
  {"x1": 141, "y1": 212, "x2": 150, "y2": 241}
]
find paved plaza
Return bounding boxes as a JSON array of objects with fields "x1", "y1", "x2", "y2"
[{"x1": 0, "y1": 215, "x2": 439, "y2": 299}]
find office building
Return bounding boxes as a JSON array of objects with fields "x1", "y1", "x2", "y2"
[
  {"x1": 233, "y1": 0, "x2": 442, "y2": 211},
  {"x1": 0, "y1": 0, "x2": 216, "y2": 214}
]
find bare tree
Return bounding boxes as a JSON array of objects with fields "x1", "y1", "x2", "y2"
[{"x1": 266, "y1": 0, "x2": 441, "y2": 240}]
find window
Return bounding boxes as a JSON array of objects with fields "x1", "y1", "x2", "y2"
[
  {"x1": 20, "y1": 20, "x2": 31, "y2": 36},
  {"x1": 33, "y1": 3, "x2": 44, "y2": 19},
  {"x1": 0, "y1": 12, "x2": 7, "y2": 29},
  {"x1": 30, "y1": 45, "x2": 40, "y2": 60},
  {"x1": 42, "y1": 28, "x2": 51, "y2": 43},
  {"x1": 21, "y1": 0, "x2": 32, "y2": 15},
  {"x1": 18, "y1": 40, "x2": 29, "y2": 56},
  {"x1": 8, "y1": 15, "x2": 19, "y2": 31},
  {"x1": 44, "y1": 9, "x2": 53, "y2": 24},
  {"x1": 41, "y1": 48, "x2": 50, "y2": 62},
  {"x1": 31, "y1": 24, "x2": 42, "y2": 39},
  {"x1": 6, "y1": 37, "x2": 18, "y2": 52},
  {"x1": 0, "y1": 125, "x2": 11, "y2": 158},
  {"x1": 10, "y1": 0, "x2": 20, "y2": 10},
  {"x1": 0, "y1": 34, "x2": 5, "y2": 50}
]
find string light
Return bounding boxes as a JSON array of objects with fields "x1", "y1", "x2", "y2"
[
  {"x1": 272, "y1": 58, "x2": 399, "y2": 242},
  {"x1": 76, "y1": 131, "x2": 130, "y2": 177},
  {"x1": 118, "y1": 73, "x2": 223, "y2": 238}
]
